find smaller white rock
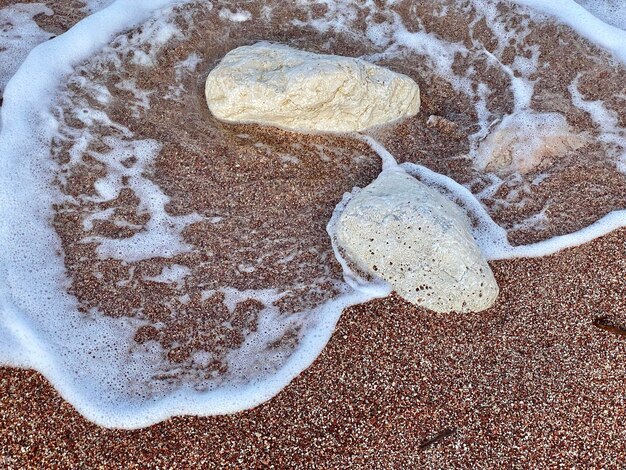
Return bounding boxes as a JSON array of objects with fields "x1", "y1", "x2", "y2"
[
  {"x1": 475, "y1": 111, "x2": 588, "y2": 174},
  {"x1": 333, "y1": 171, "x2": 498, "y2": 313},
  {"x1": 205, "y1": 42, "x2": 420, "y2": 133}
]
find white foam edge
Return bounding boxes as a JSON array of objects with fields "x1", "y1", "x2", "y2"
[{"x1": 510, "y1": 0, "x2": 626, "y2": 63}]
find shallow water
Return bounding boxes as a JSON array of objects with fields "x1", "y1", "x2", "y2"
[{"x1": 1, "y1": 0, "x2": 625, "y2": 428}]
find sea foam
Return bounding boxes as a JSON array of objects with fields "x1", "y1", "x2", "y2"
[
  {"x1": 0, "y1": 3, "x2": 54, "y2": 98},
  {"x1": 0, "y1": 0, "x2": 625, "y2": 429},
  {"x1": 518, "y1": 0, "x2": 626, "y2": 61}
]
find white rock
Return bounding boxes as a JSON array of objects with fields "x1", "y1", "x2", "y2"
[
  {"x1": 205, "y1": 42, "x2": 420, "y2": 133},
  {"x1": 333, "y1": 171, "x2": 498, "y2": 313},
  {"x1": 475, "y1": 111, "x2": 588, "y2": 174}
]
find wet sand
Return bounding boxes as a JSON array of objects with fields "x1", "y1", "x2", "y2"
[
  {"x1": 1, "y1": 0, "x2": 626, "y2": 467},
  {"x1": 2, "y1": 228, "x2": 626, "y2": 467}
]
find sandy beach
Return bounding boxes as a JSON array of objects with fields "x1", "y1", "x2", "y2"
[
  {"x1": 2, "y1": 227, "x2": 626, "y2": 466},
  {"x1": 1, "y1": 0, "x2": 626, "y2": 467}
]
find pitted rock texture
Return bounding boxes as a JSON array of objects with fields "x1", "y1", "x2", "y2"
[
  {"x1": 334, "y1": 171, "x2": 499, "y2": 313},
  {"x1": 205, "y1": 41, "x2": 420, "y2": 133}
]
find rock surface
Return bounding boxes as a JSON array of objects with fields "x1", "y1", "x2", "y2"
[
  {"x1": 205, "y1": 42, "x2": 420, "y2": 133},
  {"x1": 333, "y1": 171, "x2": 498, "y2": 313},
  {"x1": 475, "y1": 111, "x2": 587, "y2": 174}
]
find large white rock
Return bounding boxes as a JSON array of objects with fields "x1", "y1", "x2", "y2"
[
  {"x1": 205, "y1": 42, "x2": 420, "y2": 133},
  {"x1": 333, "y1": 171, "x2": 498, "y2": 313}
]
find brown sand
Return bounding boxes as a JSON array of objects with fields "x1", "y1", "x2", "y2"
[{"x1": 1, "y1": 0, "x2": 626, "y2": 467}]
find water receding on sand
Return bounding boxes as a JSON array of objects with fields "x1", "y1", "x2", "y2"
[{"x1": 1, "y1": 0, "x2": 626, "y2": 427}]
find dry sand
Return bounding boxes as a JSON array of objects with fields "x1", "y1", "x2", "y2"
[{"x1": 1, "y1": 0, "x2": 626, "y2": 467}]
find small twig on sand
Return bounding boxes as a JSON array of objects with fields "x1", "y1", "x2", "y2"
[
  {"x1": 593, "y1": 316, "x2": 626, "y2": 337},
  {"x1": 419, "y1": 427, "x2": 457, "y2": 450}
]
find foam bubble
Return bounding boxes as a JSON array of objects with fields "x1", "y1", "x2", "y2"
[
  {"x1": 143, "y1": 264, "x2": 191, "y2": 288},
  {"x1": 0, "y1": 0, "x2": 390, "y2": 429},
  {"x1": 0, "y1": 0, "x2": 121, "y2": 134}
]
